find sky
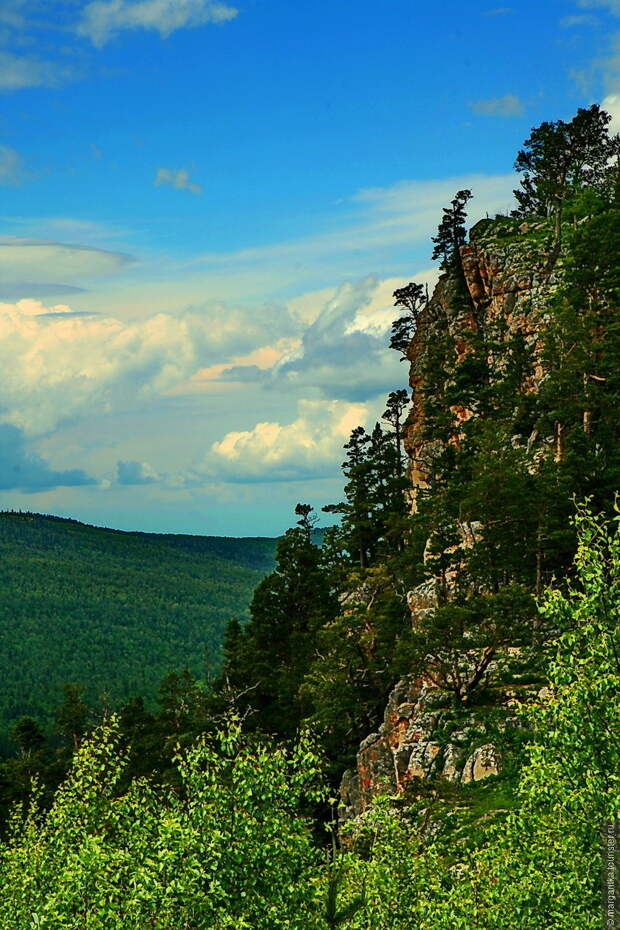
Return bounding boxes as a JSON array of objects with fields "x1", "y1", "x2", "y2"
[{"x1": 1, "y1": 0, "x2": 620, "y2": 536}]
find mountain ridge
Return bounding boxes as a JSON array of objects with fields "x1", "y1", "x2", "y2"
[{"x1": 0, "y1": 510, "x2": 279, "y2": 749}]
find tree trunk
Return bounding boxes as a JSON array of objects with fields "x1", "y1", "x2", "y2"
[
  {"x1": 554, "y1": 421, "x2": 565, "y2": 462},
  {"x1": 583, "y1": 409, "x2": 592, "y2": 435}
]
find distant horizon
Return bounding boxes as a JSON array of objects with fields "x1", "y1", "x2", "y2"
[
  {"x1": 0, "y1": 507, "x2": 333, "y2": 540},
  {"x1": 1, "y1": 0, "x2": 620, "y2": 535}
]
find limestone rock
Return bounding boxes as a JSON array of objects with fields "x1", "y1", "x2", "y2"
[
  {"x1": 407, "y1": 578, "x2": 438, "y2": 627},
  {"x1": 441, "y1": 743, "x2": 460, "y2": 780},
  {"x1": 461, "y1": 744, "x2": 502, "y2": 784}
]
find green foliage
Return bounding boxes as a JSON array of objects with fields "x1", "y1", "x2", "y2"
[
  {"x1": 330, "y1": 507, "x2": 620, "y2": 929},
  {"x1": 406, "y1": 586, "x2": 535, "y2": 703},
  {"x1": 0, "y1": 719, "x2": 327, "y2": 929},
  {"x1": 0, "y1": 511, "x2": 276, "y2": 750},
  {"x1": 301, "y1": 562, "x2": 413, "y2": 771},
  {"x1": 514, "y1": 104, "x2": 613, "y2": 230},
  {"x1": 539, "y1": 209, "x2": 620, "y2": 507},
  {"x1": 389, "y1": 282, "x2": 426, "y2": 358},
  {"x1": 431, "y1": 189, "x2": 472, "y2": 270},
  {"x1": 4, "y1": 103, "x2": 620, "y2": 928},
  {"x1": 323, "y1": 421, "x2": 408, "y2": 570},
  {"x1": 216, "y1": 511, "x2": 339, "y2": 740},
  {"x1": 294, "y1": 101, "x2": 620, "y2": 800}
]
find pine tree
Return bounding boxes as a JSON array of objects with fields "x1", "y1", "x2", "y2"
[
  {"x1": 381, "y1": 389, "x2": 409, "y2": 476},
  {"x1": 389, "y1": 282, "x2": 426, "y2": 359},
  {"x1": 217, "y1": 507, "x2": 338, "y2": 739},
  {"x1": 431, "y1": 189, "x2": 472, "y2": 270},
  {"x1": 514, "y1": 104, "x2": 612, "y2": 255}
]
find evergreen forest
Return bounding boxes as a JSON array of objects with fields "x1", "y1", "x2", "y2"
[{"x1": 0, "y1": 511, "x2": 276, "y2": 750}]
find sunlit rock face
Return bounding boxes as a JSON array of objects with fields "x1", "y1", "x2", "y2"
[
  {"x1": 404, "y1": 218, "x2": 561, "y2": 513},
  {"x1": 338, "y1": 642, "x2": 545, "y2": 820},
  {"x1": 340, "y1": 221, "x2": 561, "y2": 820},
  {"x1": 339, "y1": 673, "x2": 512, "y2": 822}
]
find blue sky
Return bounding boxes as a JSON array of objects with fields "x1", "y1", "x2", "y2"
[{"x1": 0, "y1": 0, "x2": 618, "y2": 535}]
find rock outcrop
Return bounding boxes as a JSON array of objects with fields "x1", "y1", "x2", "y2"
[
  {"x1": 340, "y1": 219, "x2": 559, "y2": 819},
  {"x1": 339, "y1": 671, "x2": 516, "y2": 821},
  {"x1": 404, "y1": 218, "x2": 561, "y2": 513}
]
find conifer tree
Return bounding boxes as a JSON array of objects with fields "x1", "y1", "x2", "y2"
[
  {"x1": 389, "y1": 282, "x2": 426, "y2": 359},
  {"x1": 382, "y1": 389, "x2": 409, "y2": 476},
  {"x1": 431, "y1": 189, "x2": 472, "y2": 270},
  {"x1": 514, "y1": 104, "x2": 612, "y2": 253},
  {"x1": 217, "y1": 506, "x2": 338, "y2": 739}
]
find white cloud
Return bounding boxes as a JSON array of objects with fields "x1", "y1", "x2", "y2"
[
  {"x1": 603, "y1": 93, "x2": 620, "y2": 132},
  {"x1": 220, "y1": 271, "x2": 438, "y2": 402},
  {"x1": 0, "y1": 1, "x2": 26, "y2": 31},
  {"x1": 0, "y1": 237, "x2": 133, "y2": 283},
  {"x1": 12, "y1": 217, "x2": 130, "y2": 242},
  {"x1": 561, "y1": 13, "x2": 599, "y2": 25},
  {"x1": 578, "y1": 0, "x2": 620, "y2": 13},
  {"x1": 0, "y1": 146, "x2": 25, "y2": 184},
  {"x1": 570, "y1": 15, "x2": 620, "y2": 94},
  {"x1": 155, "y1": 167, "x2": 203, "y2": 195},
  {"x1": 344, "y1": 270, "x2": 439, "y2": 335},
  {"x1": 0, "y1": 50, "x2": 74, "y2": 92},
  {"x1": 77, "y1": 0, "x2": 238, "y2": 46},
  {"x1": 469, "y1": 94, "x2": 524, "y2": 117},
  {"x1": 0, "y1": 297, "x2": 297, "y2": 435},
  {"x1": 0, "y1": 283, "x2": 87, "y2": 300},
  {"x1": 203, "y1": 399, "x2": 370, "y2": 482},
  {"x1": 1, "y1": 299, "x2": 75, "y2": 317},
  {"x1": 266, "y1": 276, "x2": 404, "y2": 401},
  {"x1": 182, "y1": 299, "x2": 298, "y2": 358}
]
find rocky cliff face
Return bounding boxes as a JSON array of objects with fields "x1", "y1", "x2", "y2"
[
  {"x1": 340, "y1": 219, "x2": 560, "y2": 819},
  {"x1": 405, "y1": 218, "x2": 560, "y2": 517},
  {"x1": 339, "y1": 647, "x2": 546, "y2": 822}
]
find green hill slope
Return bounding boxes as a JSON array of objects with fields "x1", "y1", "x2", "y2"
[{"x1": 0, "y1": 512, "x2": 276, "y2": 749}]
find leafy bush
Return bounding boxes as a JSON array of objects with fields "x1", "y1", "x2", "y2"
[{"x1": 0, "y1": 719, "x2": 326, "y2": 929}]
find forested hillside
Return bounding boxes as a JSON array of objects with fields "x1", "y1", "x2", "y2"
[
  {"x1": 1, "y1": 105, "x2": 620, "y2": 928},
  {"x1": 0, "y1": 511, "x2": 276, "y2": 749}
]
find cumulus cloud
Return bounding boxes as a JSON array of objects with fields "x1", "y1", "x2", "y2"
[
  {"x1": 116, "y1": 459, "x2": 159, "y2": 484},
  {"x1": 183, "y1": 299, "x2": 298, "y2": 360},
  {"x1": 0, "y1": 297, "x2": 297, "y2": 435},
  {"x1": 266, "y1": 277, "x2": 401, "y2": 401},
  {"x1": 0, "y1": 272, "x2": 424, "y2": 491},
  {"x1": 602, "y1": 93, "x2": 620, "y2": 132},
  {"x1": 469, "y1": 94, "x2": 524, "y2": 117},
  {"x1": 77, "y1": 0, "x2": 238, "y2": 46},
  {"x1": 0, "y1": 237, "x2": 133, "y2": 284},
  {"x1": 0, "y1": 424, "x2": 95, "y2": 491},
  {"x1": 202, "y1": 399, "x2": 369, "y2": 483},
  {"x1": 155, "y1": 167, "x2": 203, "y2": 195},
  {"x1": 220, "y1": 274, "x2": 437, "y2": 402}
]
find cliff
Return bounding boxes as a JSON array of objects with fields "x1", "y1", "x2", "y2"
[
  {"x1": 405, "y1": 216, "x2": 561, "y2": 515},
  {"x1": 340, "y1": 216, "x2": 563, "y2": 819}
]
